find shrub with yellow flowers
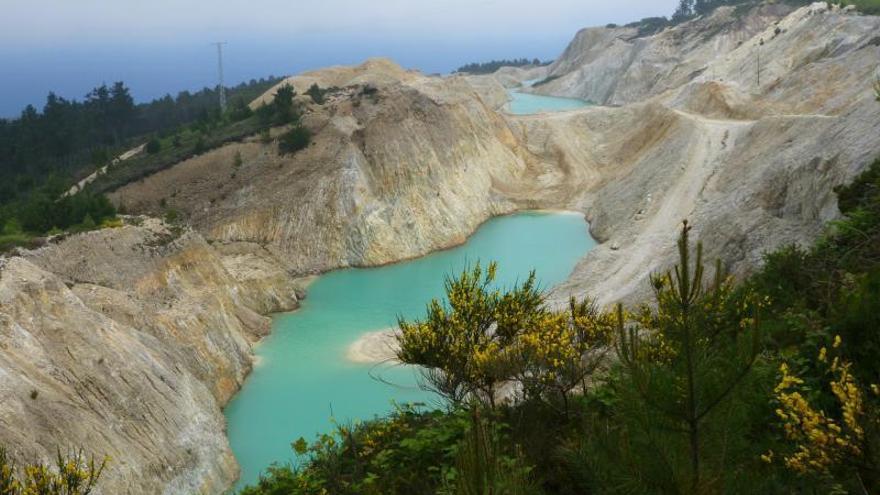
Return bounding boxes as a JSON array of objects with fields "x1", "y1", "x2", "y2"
[
  {"x1": 769, "y1": 335, "x2": 879, "y2": 484},
  {"x1": 0, "y1": 447, "x2": 106, "y2": 495},
  {"x1": 515, "y1": 298, "x2": 616, "y2": 416},
  {"x1": 396, "y1": 262, "x2": 545, "y2": 408},
  {"x1": 397, "y1": 261, "x2": 617, "y2": 413}
]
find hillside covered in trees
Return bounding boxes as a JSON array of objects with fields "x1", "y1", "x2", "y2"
[
  {"x1": 455, "y1": 58, "x2": 551, "y2": 75},
  {"x1": 0, "y1": 76, "x2": 299, "y2": 251},
  {"x1": 0, "y1": 77, "x2": 282, "y2": 196}
]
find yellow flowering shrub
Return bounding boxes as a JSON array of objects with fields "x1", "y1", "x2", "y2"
[
  {"x1": 396, "y1": 262, "x2": 544, "y2": 407},
  {"x1": 397, "y1": 262, "x2": 616, "y2": 411},
  {"x1": 515, "y1": 298, "x2": 615, "y2": 411},
  {"x1": 0, "y1": 448, "x2": 106, "y2": 495},
  {"x1": 770, "y1": 337, "x2": 875, "y2": 476}
]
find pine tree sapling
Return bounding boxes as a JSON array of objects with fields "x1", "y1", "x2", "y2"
[{"x1": 615, "y1": 221, "x2": 763, "y2": 492}]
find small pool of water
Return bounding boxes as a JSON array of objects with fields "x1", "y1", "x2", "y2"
[
  {"x1": 224, "y1": 211, "x2": 596, "y2": 489},
  {"x1": 506, "y1": 91, "x2": 592, "y2": 115}
]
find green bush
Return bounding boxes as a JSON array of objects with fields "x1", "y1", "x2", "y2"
[
  {"x1": 273, "y1": 84, "x2": 298, "y2": 124},
  {"x1": 164, "y1": 208, "x2": 181, "y2": 224},
  {"x1": 238, "y1": 406, "x2": 540, "y2": 495},
  {"x1": 80, "y1": 213, "x2": 96, "y2": 230},
  {"x1": 145, "y1": 138, "x2": 161, "y2": 154},
  {"x1": 306, "y1": 83, "x2": 326, "y2": 105},
  {"x1": 278, "y1": 126, "x2": 311, "y2": 155},
  {"x1": 193, "y1": 136, "x2": 206, "y2": 155},
  {"x1": 228, "y1": 97, "x2": 254, "y2": 121}
]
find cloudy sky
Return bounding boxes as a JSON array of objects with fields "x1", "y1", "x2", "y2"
[{"x1": 0, "y1": 0, "x2": 676, "y2": 116}]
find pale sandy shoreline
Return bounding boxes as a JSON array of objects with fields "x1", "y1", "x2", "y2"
[{"x1": 346, "y1": 328, "x2": 400, "y2": 364}]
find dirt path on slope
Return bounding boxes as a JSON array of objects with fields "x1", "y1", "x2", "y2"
[
  {"x1": 65, "y1": 144, "x2": 145, "y2": 197},
  {"x1": 558, "y1": 109, "x2": 756, "y2": 306}
]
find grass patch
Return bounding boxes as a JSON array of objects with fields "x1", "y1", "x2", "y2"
[{"x1": 532, "y1": 75, "x2": 561, "y2": 87}]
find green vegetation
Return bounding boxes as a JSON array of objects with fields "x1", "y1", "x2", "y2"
[
  {"x1": 306, "y1": 83, "x2": 336, "y2": 105},
  {"x1": 0, "y1": 447, "x2": 106, "y2": 494},
  {"x1": 145, "y1": 138, "x2": 161, "y2": 154},
  {"x1": 849, "y1": 0, "x2": 880, "y2": 14},
  {"x1": 240, "y1": 155, "x2": 880, "y2": 493},
  {"x1": 625, "y1": 16, "x2": 675, "y2": 37},
  {"x1": 0, "y1": 182, "x2": 117, "y2": 252},
  {"x1": 278, "y1": 126, "x2": 312, "y2": 156},
  {"x1": 532, "y1": 75, "x2": 561, "y2": 88},
  {"x1": 85, "y1": 83, "x2": 310, "y2": 193},
  {"x1": 0, "y1": 77, "x2": 282, "y2": 203},
  {"x1": 0, "y1": 76, "x2": 283, "y2": 251},
  {"x1": 455, "y1": 59, "x2": 551, "y2": 75}
]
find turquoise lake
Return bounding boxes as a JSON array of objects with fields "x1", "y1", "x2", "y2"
[
  {"x1": 506, "y1": 91, "x2": 592, "y2": 115},
  {"x1": 224, "y1": 211, "x2": 596, "y2": 489}
]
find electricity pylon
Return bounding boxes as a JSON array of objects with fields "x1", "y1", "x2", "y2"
[{"x1": 213, "y1": 42, "x2": 228, "y2": 112}]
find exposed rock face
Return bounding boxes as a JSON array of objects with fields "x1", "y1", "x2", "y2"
[
  {"x1": 534, "y1": 3, "x2": 797, "y2": 104},
  {"x1": 2, "y1": 3, "x2": 879, "y2": 493},
  {"x1": 111, "y1": 60, "x2": 529, "y2": 275},
  {"x1": 524, "y1": 2, "x2": 880, "y2": 304},
  {"x1": 0, "y1": 219, "x2": 299, "y2": 494}
]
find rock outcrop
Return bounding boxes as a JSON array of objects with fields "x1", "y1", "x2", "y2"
[
  {"x1": 520, "y1": 2, "x2": 880, "y2": 304},
  {"x1": 110, "y1": 60, "x2": 530, "y2": 275},
  {"x1": 2, "y1": 2, "x2": 879, "y2": 493},
  {"x1": 0, "y1": 219, "x2": 299, "y2": 493}
]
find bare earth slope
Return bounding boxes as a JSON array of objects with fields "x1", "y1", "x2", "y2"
[
  {"x1": 0, "y1": 220, "x2": 301, "y2": 494},
  {"x1": 111, "y1": 59, "x2": 528, "y2": 274},
  {"x1": 524, "y1": 2, "x2": 880, "y2": 304},
  {"x1": 1, "y1": 2, "x2": 879, "y2": 493}
]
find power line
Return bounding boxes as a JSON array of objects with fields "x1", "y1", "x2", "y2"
[
  {"x1": 756, "y1": 38, "x2": 764, "y2": 88},
  {"x1": 212, "y1": 42, "x2": 228, "y2": 112}
]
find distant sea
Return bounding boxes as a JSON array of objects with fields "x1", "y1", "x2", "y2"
[{"x1": 0, "y1": 35, "x2": 567, "y2": 118}]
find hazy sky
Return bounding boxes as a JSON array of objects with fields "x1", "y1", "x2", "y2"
[{"x1": 0, "y1": 0, "x2": 677, "y2": 116}]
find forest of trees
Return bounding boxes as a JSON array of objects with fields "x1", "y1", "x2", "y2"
[
  {"x1": 0, "y1": 76, "x2": 282, "y2": 201},
  {"x1": 455, "y1": 58, "x2": 551, "y2": 75}
]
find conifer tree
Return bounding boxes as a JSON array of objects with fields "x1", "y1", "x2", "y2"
[
  {"x1": 614, "y1": 221, "x2": 763, "y2": 492},
  {"x1": 672, "y1": 0, "x2": 695, "y2": 21}
]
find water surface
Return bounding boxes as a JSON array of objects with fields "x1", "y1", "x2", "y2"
[
  {"x1": 224, "y1": 211, "x2": 595, "y2": 489},
  {"x1": 506, "y1": 91, "x2": 592, "y2": 115}
]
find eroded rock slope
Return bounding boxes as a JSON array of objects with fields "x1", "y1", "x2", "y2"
[{"x1": 0, "y1": 220, "x2": 300, "y2": 494}]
